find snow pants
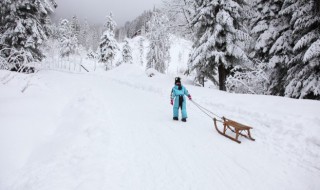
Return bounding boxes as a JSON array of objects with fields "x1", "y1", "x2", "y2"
[{"x1": 173, "y1": 95, "x2": 187, "y2": 119}]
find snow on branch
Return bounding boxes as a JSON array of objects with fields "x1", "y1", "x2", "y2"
[
  {"x1": 303, "y1": 39, "x2": 320, "y2": 62},
  {"x1": 226, "y1": 62, "x2": 269, "y2": 95},
  {"x1": 293, "y1": 30, "x2": 318, "y2": 52}
]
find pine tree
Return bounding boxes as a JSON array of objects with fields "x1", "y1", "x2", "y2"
[
  {"x1": 0, "y1": 0, "x2": 57, "y2": 68},
  {"x1": 250, "y1": 0, "x2": 287, "y2": 63},
  {"x1": 88, "y1": 25, "x2": 102, "y2": 52},
  {"x1": 188, "y1": 0, "x2": 250, "y2": 90},
  {"x1": 122, "y1": 38, "x2": 133, "y2": 64},
  {"x1": 249, "y1": 0, "x2": 293, "y2": 96},
  {"x1": 70, "y1": 15, "x2": 80, "y2": 43},
  {"x1": 104, "y1": 13, "x2": 116, "y2": 33},
  {"x1": 119, "y1": 10, "x2": 153, "y2": 39},
  {"x1": 146, "y1": 10, "x2": 170, "y2": 73},
  {"x1": 58, "y1": 19, "x2": 78, "y2": 57},
  {"x1": 99, "y1": 13, "x2": 119, "y2": 70},
  {"x1": 139, "y1": 37, "x2": 145, "y2": 65},
  {"x1": 79, "y1": 19, "x2": 90, "y2": 50},
  {"x1": 280, "y1": 0, "x2": 320, "y2": 99}
]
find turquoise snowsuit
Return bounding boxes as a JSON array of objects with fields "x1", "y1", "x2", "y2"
[{"x1": 171, "y1": 85, "x2": 190, "y2": 119}]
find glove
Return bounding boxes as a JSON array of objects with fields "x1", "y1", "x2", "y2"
[
  {"x1": 170, "y1": 99, "x2": 173, "y2": 105},
  {"x1": 188, "y1": 95, "x2": 192, "y2": 100}
]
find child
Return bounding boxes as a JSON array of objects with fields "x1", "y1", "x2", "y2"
[{"x1": 170, "y1": 77, "x2": 192, "y2": 122}]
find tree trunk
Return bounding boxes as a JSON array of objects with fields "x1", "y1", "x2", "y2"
[
  {"x1": 200, "y1": 76, "x2": 205, "y2": 87},
  {"x1": 218, "y1": 64, "x2": 227, "y2": 91}
]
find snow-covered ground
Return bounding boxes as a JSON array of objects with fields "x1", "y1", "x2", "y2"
[{"x1": 1, "y1": 63, "x2": 320, "y2": 190}]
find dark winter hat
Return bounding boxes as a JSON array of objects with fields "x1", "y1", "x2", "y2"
[{"x1": 175, "y1": 77, "x2": 181, "y2": 84}]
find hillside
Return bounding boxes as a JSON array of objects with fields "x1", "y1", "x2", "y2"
[{"x1": 0, "y1": 63, "x2": 319, "y2": 190}]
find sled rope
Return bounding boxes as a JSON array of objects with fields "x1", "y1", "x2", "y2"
[{"x1": 190, "y1": 100, "x2": 223, "y2": 121}]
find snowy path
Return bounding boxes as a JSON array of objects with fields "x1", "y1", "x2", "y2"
[{"x1": 1, "y1": 65, "x2": 320, "y2": 190}]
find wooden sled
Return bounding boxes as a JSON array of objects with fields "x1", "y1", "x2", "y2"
[{"x1": 213, "y1": 117, "x2": 255, "y2": 144}]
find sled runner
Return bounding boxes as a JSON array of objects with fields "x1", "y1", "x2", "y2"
[{"x1": 214, "y1": 117, "x2": 255, "y2": 144}]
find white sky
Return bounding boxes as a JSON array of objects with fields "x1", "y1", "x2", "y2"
[{"x1": 53, "y1": 0, "x2": 163, "y2": 26}]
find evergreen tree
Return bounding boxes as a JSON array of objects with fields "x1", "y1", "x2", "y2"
[
  {"x1": 188, "y1": 0, "x2": 250, "y2": 90},
  {"x1": 0, "y1": 0, "x2": 57, "y2": 68},
  {"x1": 79, "y1": 19, "x2": 90, "y2": 50},
  {"x1": 99, "y1": 13, "x2": 119, "y2": 70},
  {"x1": 104, "y1": 13, "x2": 116, "y2": 33},
  {"x1": 280, "y1": 0, "x2": 320, "y2": 99},
  {"x1": 58, "y1": 19, "x2": 78, "y2": 57},
  {"x1": 122, "y1": 38, "x2": 133, "y2": 64},
  {"x1": 249, "y1": 0, "x2": 293, "y2": 96},
  {"x1": 88, "y1": 25, "x2": 103, "y2": 51},
  {"x1": 70, "y1": 15, "x2": 80, "y2": 43},
  {"x1": 118, "y1": 10, "x2": 153, "y2": 40},
  {"x1": 250, "y1": 0, "x2": 287, "y2": 63},
  {"x1": 139, "y1": 37, "x2": 145, "y2": 65},
  {"x1": 146, "y1": 10, "x2": 170, "y2": 73}
]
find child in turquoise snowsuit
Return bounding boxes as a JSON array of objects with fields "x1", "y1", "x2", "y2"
[{"x1": 170, "y1": 77, "x2": 192, "y2": 122}]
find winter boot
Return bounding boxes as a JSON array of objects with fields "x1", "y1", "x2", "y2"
[
  {"x1": 181, "y1": 118, "x2": 187, "y2": 122},
  {"x1": 173, "y1": 117, "x2": 178, "y2": 121}
]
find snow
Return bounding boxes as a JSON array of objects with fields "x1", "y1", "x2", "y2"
[{"x1": 1, "y1": 62, "x2": 320, "y2": 190}]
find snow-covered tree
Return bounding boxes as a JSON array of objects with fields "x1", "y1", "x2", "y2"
[
  {"x1": 250, "y1": 0, "x2": 287, "y2": 62},
  {"x1": 139, "y1": 37, "x2": 145, "y2": 65},
  {"x1": 0, "y1": 0, "x2": 57, "y2": 69},
  {"x1": 58, "y1": 19, "x2": 78, "y2": 57},
  {"x1": 87, "y1": 48, "x2": 98, "y2": 59},
  {"x1": 162, "y1": 0, "x2": 195, "y2": 39},
  {"x1": 226, "y1": 62, "x2": 269, "y2": 94},
  {"x1": 88, "y1": 25, "x2": 103, "y2": 51},
  {"x1": 119, "y1": 11, "x2": 153, "y2": 39},
  {"x1": 79, "y1": 19, "x2": 90, "y2": 50},
  {"x1": 103, "y1": 13, "x2": 116, "y2": 34},
  {"x1": 49, "y1": 23, "x2": 60, "y2": 40},
  {"x1": 248, "y1": 0, "x2": 293, "y2": 96},
  {"x1": 146, "y1": 10, "x2": 170, "y2": 73},
  {"x1": 99, "y1": 32, "x2": 119, "y2": 68},
  {"x1": 71, "y1": 15, "x2": 80, "y2": 42},
  {"x1": 280, "y1": 0, "x2": 320, "y2": 99},
  {"x1": 187, "y1": 0, "x2": 250, "y2": 90},
  {"x1": 122, "y1": 38, "x2": 133, "y2": 64},
  {"x1": 99, "y1": 13, "x2": 119, "y2": 70}
]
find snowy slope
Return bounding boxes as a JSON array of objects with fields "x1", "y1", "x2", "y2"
[{"x1": 0, "y1": 64, "x2": 320, "y2": 190}]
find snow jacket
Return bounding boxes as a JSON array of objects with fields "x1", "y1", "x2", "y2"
[{"x1": 171, "y1": 85, "x2": 190, "y2": 100}]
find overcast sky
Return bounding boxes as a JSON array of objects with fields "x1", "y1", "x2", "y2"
[{"x1": 53, "y1": 0, "x2": 163, "y2": 26}]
